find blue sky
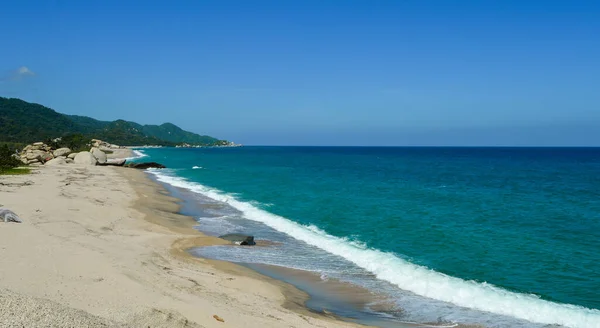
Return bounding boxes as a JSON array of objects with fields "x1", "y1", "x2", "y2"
[{"x1": 1, "y1": 0, "x2": 599, "y2": 146}]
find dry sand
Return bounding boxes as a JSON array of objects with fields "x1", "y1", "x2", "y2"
[{"x1": 0, "y1": 163, "x2": 363, "y2": 328}]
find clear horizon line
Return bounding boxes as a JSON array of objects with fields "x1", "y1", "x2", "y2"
[{"x1": 228, "y1": 145, "x2": 600, "y2": 148}]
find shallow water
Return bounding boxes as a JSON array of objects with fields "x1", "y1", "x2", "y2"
[{"x1": 137, "y1": 147, "x2": 600, "y2": 328}]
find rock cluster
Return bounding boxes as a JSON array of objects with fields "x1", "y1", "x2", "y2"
[
  {"x1": 91, "y1": 139, "x2": 124, "y2": 151},
  {"x1": 18, "y1": 139, "x2": 127, "y2": 167},
  {"x1": 19, "y1": 142, "x2": 71, "y2": 166}
]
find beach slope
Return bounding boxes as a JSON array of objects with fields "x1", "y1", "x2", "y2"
[{"x1": 0, "y1": 165, "x2": 359, "y2": 327}]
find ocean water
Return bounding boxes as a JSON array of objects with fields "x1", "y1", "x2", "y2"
[{"x1": 133, "y1": 147, "x2": 600, "y2": 328}]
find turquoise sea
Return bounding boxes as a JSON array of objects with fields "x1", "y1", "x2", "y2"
[{"x1": 133, "y1": 147, "x2": 600, "y2": 328}]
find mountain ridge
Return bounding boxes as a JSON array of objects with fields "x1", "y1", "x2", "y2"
[{"x1": 0, "y1": 97, "x2": 231, "y2": 146}]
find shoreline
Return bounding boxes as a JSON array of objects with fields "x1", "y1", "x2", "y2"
[
  {"x1": 123, "y1": 168, "x2": 425, "y2": 327},
  {"x1": 136, "y1": 166, "x2": 481, "y2": 328},
  {"x1": 153, "y1": 174, "x2": 411, "y2": 327},
  {"x1": 0, "y1": 163, "x2": 366, "y2": 327},
  {"x1": 119, "y1": 168, "x2": 345, "y2": 321}
]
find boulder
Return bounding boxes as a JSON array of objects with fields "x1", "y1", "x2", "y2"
[
  {"x1": 32, "y1": 142, "x2": 44, "y2": 146},
  {"x1": 97, "y1": 158, "x2": 126, "y2": 167},
  {"x1": 125, "y1": 162, "x2": 166, "y2": 169},
  {"x1": 65, "y1": 158, "x2": 74, "y2": 164},
  {"x1": 74, "y1": 152, "x2": 98, "y2": 165},
  {"x1": 45, "y1": 157, "x2": 67, "y2": 166},
  {"x1": 218, "y1": 234, "x2": 256, "y2": 246},
  {"x1": 25, "y1": 153, "x2": 36, "y2": 161},
  {"x1": 90, "y1": 147, "x2": 107, "y2": 164},
  {"x1": 67, "y1": 153, "x2": 77, "y2": 159},
  {"x1": 53, "y1": 148, "x2": 72, "y2": 157},
  {"x1": 0, "y1": 208, "x2": 22, "y2": 223}
]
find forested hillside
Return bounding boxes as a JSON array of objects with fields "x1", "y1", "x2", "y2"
[{"x1": 0, "y1": 97, "x2": 228, "y2": 146}]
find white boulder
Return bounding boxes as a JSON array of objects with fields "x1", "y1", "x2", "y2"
[
  {"x1": 45, "y1": 157, "x2": 67, "y2": 166},
  {"x1": 90, "y1": 147, "x2": 107, "y2": 164},
  {"x1": 74, "y1": 152, "x2": 98, "y2": 165},
  {"x1": 53, "y1": 148, "x2": 72, "y2": 157}
]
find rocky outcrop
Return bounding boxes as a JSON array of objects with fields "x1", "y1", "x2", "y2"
[
  {"x1": 90, "y1": 147, "x2": 107, "y2": 164},
  {"x1": 74, "y1": 152, "x2": 98, "y2": 165},
  {"x1": 53, "y1": 148, "x2": 72, "y2": 157},
  {"x1": 124, "y1": 162, "x2": 166, "y2": 169},
  {"x1": 218, "y1": 234, "x2": 256, "y2": 246},
  {"x1": 17, "y1": 139, "x2": 127, "y2": 167},
  {"x1": 91, "y1": 139, "x2": 124, "y2": 149},
  {"x1": 19, "y1": 143, "x2": 54, "y2": 165}
]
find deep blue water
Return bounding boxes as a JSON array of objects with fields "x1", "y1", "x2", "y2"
[{"x1": 134, "y1": 147, "x2": 600, "y2": 328}]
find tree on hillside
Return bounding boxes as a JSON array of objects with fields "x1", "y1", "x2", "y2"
[
  {"x1": 46, "y1": 134, "x2": 90, "y2": 152},
  {"x1": 0, "y1": 144, "x2": 22, "y2": 172}
]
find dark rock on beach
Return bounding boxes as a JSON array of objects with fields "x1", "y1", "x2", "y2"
[
  {"x1": 218, "y1": 234, "x2": 256, "y2": 246},
  {"x1": 125, "y1": 162, "x2": 166, "y2": 169}
]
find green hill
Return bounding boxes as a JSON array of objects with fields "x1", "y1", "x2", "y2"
[
  {"x1": 96, "y1": 120, "x2": 171, "y2": 146},
  {"x1": 0, "y1": 97, "x2": 229, "y2": 146},
  {"x1": 140, "y1": 122, "x2": 221, "y2": 145},
  {"x1": 67, "y1": 114, "x2": 110, "y2": 132},
  {"x1": 0, "y1": 98, "x2": 79, "y2": 143}
]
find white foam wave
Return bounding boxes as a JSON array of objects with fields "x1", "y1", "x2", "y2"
[
  {"x1": 133, "y1": 150, "x2": 148, "y2": 158},
  {"x1": 124, "y1": 149, "x2": 148, "y2": 161},
  {"x1": 192, "y1": 166, "x2": 202, "y2": 169},
  {"x1": 147, "y1": 170, "x2": 600, "y2": 328}
]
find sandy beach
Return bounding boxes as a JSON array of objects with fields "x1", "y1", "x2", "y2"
[{"x1": 0, "y1": 162, "x2": 364, "y2": 327}]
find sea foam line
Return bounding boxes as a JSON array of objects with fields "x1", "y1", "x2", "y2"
[
  {"x1": 124, "y1": 149, "x2": 148, "y2": 161},
  {"x1": 147, "y1": 169, "x2": 600, "y2": 328}
]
